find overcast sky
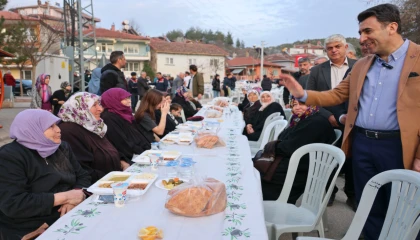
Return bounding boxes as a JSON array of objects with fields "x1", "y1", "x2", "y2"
[{"x1": 6, "y1": 0, "x2": 372, "y2": 47}]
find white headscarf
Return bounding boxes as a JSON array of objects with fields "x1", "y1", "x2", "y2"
[
  {"x1": 259, "y1": 91, "x2": 274, "y2": 111},
  {"x1": 58, "y1": 92, "x2": 107, "y2": 138},
  {"x1": 247, "y1": 90, "x2": 260, "y2": 106}
]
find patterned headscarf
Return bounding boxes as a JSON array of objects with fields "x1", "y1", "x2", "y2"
[
  {"x1": 259, "y1": 91, "x2": 275, "y2": 111},
  {"x1": 176, "y1": 86, "x2": 189, "y2": 101},
  {"x1": 58, "y1": 92, "x2": 107, "y2": 138},
  {"x1": 247, "y1": 89, "x2": 260, "y2": 105},
  {"x1": 35, "y1": 73, "x2": 50, "y2": 91},
  {"x1": 10, "y1": 109, "x2": 61, "y2": 158},
  {"x1": 289, "y1": 96, "x2": 319, "y2": 128},
  {"x1": 60, "y1": 81, "x2": 70, "y2": 89}
]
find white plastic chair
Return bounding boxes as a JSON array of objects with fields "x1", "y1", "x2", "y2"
[
  {"x1": 250, "y1": 120, "x2": 288, "y2": 156},
  {"x1": 180, "y1": 109, "x2": 186, "y2": 123},
  {"x1": 298, "y1": 169, "x2": 420, "y2": 240},
  {"x1": 264, "y1": 143, "x2": 346, "y2": 240},
  {"x1": 284, "y1": 109, "x2": 292, "y2": 124},
  {"x1": 331, "y1": 129, "x2": 342, "y2": 146},
  {"x1": 248, "y1": 112, "x2": 281, "y2": 149}
]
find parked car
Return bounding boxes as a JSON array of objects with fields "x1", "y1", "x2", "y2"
[{"x1": 14, "y1": 79, "x2": 33, "y2": 96}]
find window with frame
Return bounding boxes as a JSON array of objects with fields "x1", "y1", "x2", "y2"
[
  {"x1": 210, "y1": 59, "x2": 219, "y2": 66},
  {"x1": 32, "y1": 9, "x2": 38, "y2": 14},
  {"x1": 263, "y1": 68, "x2": 267, "y2": 75},
  {"x1": 166, "y1": 58, "x2": 174, "y2": 65},
  {"x1": 123, "y1": 44, "x2": 139, "y2": 54},
  {"x1": 188, "y1": 59, "x2": 196, "y2": 65},
  {"x1": 273, "y1": 69, "x2": 278, "y2": 75},
  {"x1": 97, "y1": 43, "x2": 114, "y2": 53},
  {"x1": 126, "y1": 62, "x2": 140, "y2": 72},
  {"x1": 23, "y1": 70, "x2": 32, "y2": 79}
]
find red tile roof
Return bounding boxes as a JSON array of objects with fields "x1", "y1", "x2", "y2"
[
  {"x1": 0, "y1": 49, "x2": 15, "y2": 57},
  {"x1": 84, "y1": 28, "x2": 149, "y2": 41},
  {"x1": 0, "y1": 11, "x2": 39, "y2": 20},
  {"x1": 10, "y1": 4, "x2": 100, "y2": 22},
  {"x1": 227, "y1": 57, "x2": 280, "y2": 67},
  {"x1": 150, "y1": 39, "x2": 228, "y2": 56},
  {"x1": 265, "y1": 53, "x2": 294, "y2": 62}
]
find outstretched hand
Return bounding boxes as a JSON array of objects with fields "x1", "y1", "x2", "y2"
[{"x1": 278, "y1": 74, "x2": 305, "y2": 98}]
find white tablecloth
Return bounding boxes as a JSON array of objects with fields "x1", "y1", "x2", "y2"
[{"x1": 38, "y1": 108, "x2": 268, "y2": 240}]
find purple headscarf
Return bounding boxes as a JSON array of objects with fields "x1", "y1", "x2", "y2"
[
  {"x1": 10, "y1": 109, "x2": 61, "y2": 158},
  {"x1": 101, "y1": 88, "x2": 134, "y2": 123}
]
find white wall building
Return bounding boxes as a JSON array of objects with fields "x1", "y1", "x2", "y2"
[{"x1": 150, "y1": 39, "x2": 227, "y2": 82}]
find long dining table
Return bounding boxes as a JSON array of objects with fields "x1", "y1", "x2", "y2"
[{"x1": 38, "y1": 105, "x2": 268, "y2": 240}]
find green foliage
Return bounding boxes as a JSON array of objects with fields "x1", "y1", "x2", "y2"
[
  {"x1": 235, "y1": 38, "x2": 240, "y2": 48},
  {"x1": 226, "y1": 31, "x2": 233, "y2": 46},
  {"x1": 240, "y1": 40, "x2": 245, "y2": 48},
  {"x1": 142, "y1": 61, "x2": 155, "y2": 79},
  {"x1": 0, "y1": 0, "x2": 7, "y2": 10},
  {"x1": 166, "y1": 29, "x2": 184, "y2": 41}
]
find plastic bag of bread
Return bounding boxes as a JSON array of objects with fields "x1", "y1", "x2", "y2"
[
  {"x1": 165, "y1": 177, "x2": 227, "y2": 217},
  {"x1": 214, "y1": 99, "x2": 229, "y2": 107},
  {"x1": 205, "y1": 109, "x2": 223, "y2": 118},
  {"x1": 195, "y1": 131, "x2": 225, "y2": 149}
]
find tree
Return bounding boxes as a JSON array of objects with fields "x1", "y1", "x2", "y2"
[
  {"x1": 225, "y1": 31, "x2": 233, "y2": 46},
  {"x1": 235, "y1": 38, "x2": 240, "y2": 48},
  {"x1": 166, "y1": 29, "x2": 184, "y2": 41},
  {"x1": 0, "y1": 0, "x2": 7, "y2": 10},
  {"x1": 240, "y1": 40, "x2": 245, "y2": 48},
  {"x1": 128, "y1": 18, "x2": 142, "y2": 35},
  {"x1": 2, "y1": 17, "x2": 62, "y2": 87},
  {"x1": 142, "y1": 61, "x2": 155, "y2": 79}
]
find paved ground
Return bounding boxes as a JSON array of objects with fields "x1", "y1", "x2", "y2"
[{"x1": 0, "y1": 105, "x2": 356, "y2": 239}]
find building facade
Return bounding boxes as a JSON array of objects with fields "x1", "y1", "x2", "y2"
[
  {"x1": 150, "y1": 39, "x2": 227, "y2": 82},
  {"x1": 226, "y1": 57, "x2": 283, "y2": 81}
]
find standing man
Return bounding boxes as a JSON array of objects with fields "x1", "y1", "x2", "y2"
[
  {"x1": 188, "y1": 65, "x2": 204, "y2": 99},
  {"x1": 128, "y1": 72, "x2": 139, "y2": 112},
  {"x1": 313, "y1": 56, "x2": 328, "y2": 66},
  {"x1": 261, "y1": 74, "x2": 272, "y2": 91},
  {"x1": 172, "y1": 72, "x2": 184, "y2": 98},
  {"x1": 294, "y1": 57, "x2": 312, "y2": 89},
  {"x1": 3, "y1": 70, "x2": 15, "y2": 87},
  {"x1": 306, "y1": 34, "x2": 357, "y2": 207},
  {"x1": 346, "y1": 43, "x2": 358, "y2": 60},
  {"x1": 137, "y1": 71, "x2": 150, "y2": 101},
  {"x1": 283, "y1": 57, "x2": 313, "y2": 107},
  {"x1": 184, "y1": 72, "x2": 191, "y2": 88},
  {"x1": 280, "y1": 4, "x2": 420, "y2": 239},
  {"x1": 100, "y1": 51, "x2": 127, "y2": 94}
]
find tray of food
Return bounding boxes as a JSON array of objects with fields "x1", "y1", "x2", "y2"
[
  {"x1": 132, "y1": 150, "x2": 182, "y2": 165},
  {"x1": 161, "y1": 132, "x2": 194, "y2": 145},
  {"x1": 87, "y1": 172, "x2": 158, "y2": 196}
]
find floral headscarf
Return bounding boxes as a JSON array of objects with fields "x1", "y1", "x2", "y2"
[
  {"x1": 176, "y1": 86, "x2": 189, "y2": 101},
  {"x1": 58, "y1": 92, "x2": 107, "y2": 138},
  {"x1": 289, "y1": 96, "x2": 319, "y2": 128},
  {"x1": 259, "y1": 91, "x2": 274, "y2": 111}
]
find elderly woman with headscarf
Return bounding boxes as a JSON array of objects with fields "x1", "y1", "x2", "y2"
[
  {"x1": 58, "y1": 92, "x2": 124, "y2": 184},
  {"x1": 171, "y1": 86, "x2": 198, "y2": 119},
  {"x1": 31, "y1": 73, "x2": 52, "y2": 111},
  {"x1": 101, "y1": 88, "x2": 151, "y2": 163},
  {"x1": 88, "y1": 67, "x2": 101, "y2": 95},
  {"x1": 51, "y1": 81, "x2": 72, "y2": 116},
  {"x1": 245, "y1": 91, "x2": 285, "y2": 141},
  {"x1": 243, "y1": 89, "x2": 262, "y2": 125},
  {"x1": 0, "y1": 110, "x2": 90, "y2": 240},
  {"x1": 254, "y1": 97, "x2": 335, "y2": 202}
]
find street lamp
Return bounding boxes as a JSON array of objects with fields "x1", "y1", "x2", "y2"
[{"x1": 253, "y1": 41, "x2": 265, "y2": 81}]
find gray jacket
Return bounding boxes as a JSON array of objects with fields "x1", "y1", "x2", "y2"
[
  {"x1": 30, "y1": 86, "x2": 52, "y2": 109},
  {"x1": 172, "y1": 77, "x2": 184, "y2": 94}
]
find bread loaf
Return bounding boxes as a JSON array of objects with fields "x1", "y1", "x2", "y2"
[
  {"x1": 196, "y1": 135, "x2": 219, "y2": 148},
  {"x1": 165, "y1": 178, "x2": 227, "y2": 217}
]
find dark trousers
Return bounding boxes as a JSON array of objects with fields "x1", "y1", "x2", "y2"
[
  {"x1": 352, "y1": 131, "x2": 405, "y2": 240},
  {"x1": 131, "y1": 94, "x2": 139, "y2": 113}
]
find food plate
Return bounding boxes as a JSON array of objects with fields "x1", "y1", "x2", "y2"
[
  {"x1": 87, "y1": 171, "x2": 158, "y2": 196},
  {"x1": 155, "y1": 178, "x2": 189, "y2": 190},
  {"x1": 161, "y1": 132, "x2": 194, "y2": 145},
  {"x1": 132, "y1": 150, "x2": 182, "y2": 165}
]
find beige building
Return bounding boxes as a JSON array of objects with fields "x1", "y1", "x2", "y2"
[{"x1": 150, "y1": 38, "x2": 227, "y2": 82}]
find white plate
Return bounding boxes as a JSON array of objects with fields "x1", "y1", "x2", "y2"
[
  {"x1": 132, "y1": 150, "x2": 182, "y2": 164},
  {"x1": 87, "y1": 171, "x2": 158, "y2": 196},
  {"x1": 155, "y1": 178, "x2": 189, "y2": 191},
  {"x1": 161, "y1": 132, "x2": 194, "y2": 145}
]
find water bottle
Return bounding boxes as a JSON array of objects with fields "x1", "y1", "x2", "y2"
[{"x1": 165, "y1": 161, "x2": 179, "y2": 178}]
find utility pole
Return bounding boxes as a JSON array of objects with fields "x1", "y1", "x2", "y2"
[{"x1": 260, "y1": 41, "x2": 265, "y2": 81}]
